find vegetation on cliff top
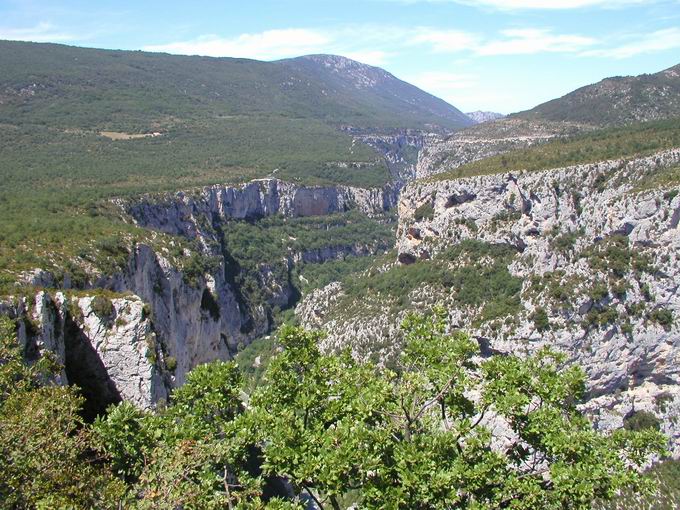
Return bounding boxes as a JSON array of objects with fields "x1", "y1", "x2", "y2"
[
  {"x1": 0, "y1": 311, "x2": 668, "y2": 508},
  {"x1": 431, "y1": 118, "x2": 680, "y2": 182}
]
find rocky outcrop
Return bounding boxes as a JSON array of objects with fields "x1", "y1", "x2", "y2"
[
  {"x1": 465, "y1": 111, "x2": 505, "y2": 124},
  {"x1": 348, "y1": 130, "x2": 439, "y2": 182},
  {"x1": 4, "y1": 175, "x2": 399, "y2": 410},
  {"x1": 0, "y1": 291, "x2": 163, "y2": 414},
  {"x1": 415, "y1": 118, "x2": 586, "y2": 179},
  {"x1": 122, "y1": 178, "x2": 399, "y2": 243},
  {"x1": 298, "y1": 148, "x2": 680, "y2": 455}
]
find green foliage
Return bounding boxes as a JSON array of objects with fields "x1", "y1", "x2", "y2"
[
  {"x1": 235, "y1": 335, "x2": 280, "y2": 393},
  {"x1": 296, "y1": 255, "x2": 377, "y2": 295},
  {"x1": 551, "y1": 231, "x2": 579, "y2": 253},
  {"x1": 91, "y1": 295, "x2": 115, "y2": 322},
  {"x1": 648, "y1": 308, "x2": 674, "y2": 329},
  {"x1": 182, "y1": 252, "x2": 222, "y2": 287},
  {"x1": 531, "y1": 306, "x2": 551, "y2": 331},
  {"x1": 584, "y1": 305, "x2": 619, "y2": 328},
  {"x1": 336, "y1": 241, "x2": 522, "y2": 323},
  {"x1": 243, "y1": 310, "x2": 667, "y2": 509},
  {"x1": 414, "y1": 201, "x2": 435, "y2": 221},
  {"x1": 92, "y1": 401, "x2": 156, "y2": 481},
  {"x1": 0, "y1": 311, "x2": 670, "y2": 508},
  {"x1": 0, "y1": 316, "x2": 126, "y2": 508},
  {"x1": 221, "y1": 210, "x2": 395, "y2": 314},
  {"x1": 582, "y1": 234, "x2": 655, "y2": 279},
  {"x1": 165, "y1": 356, "x2": 177, "y2": 372},
  {"x1": 597, "y1": 459, "x2": 680, "y2": 510},
  {"x1": 623, "y1": 411, "x2": 662, "y2": 432}
]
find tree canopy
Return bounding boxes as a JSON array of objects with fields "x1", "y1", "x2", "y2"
[{"x1": 0, "y1": 310, "x2": 668, "y2": 509}]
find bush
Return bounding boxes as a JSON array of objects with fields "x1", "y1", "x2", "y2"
[
  {"x1": 531, "y1": 307, "x2": 551, "y2": 332},
  {"x1": 414, "y1": 202, "x2": 435, "y2": 221},
  {"x1": 649, "y1": 308, "x2": 674, "y2": 329},
  {"x1": 165, "y1": 356, "x2": 177, "y2": 372},
  {"x1": 623, "y1": 410, "x2": 661, "y2": 431},
  {"x1": 91, "y1": 295, "x2": 114, "y2": 322}
]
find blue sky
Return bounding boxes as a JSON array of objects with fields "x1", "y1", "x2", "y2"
[{"x1": 1, "y1": 0, "x2": 679, "y2": 113}]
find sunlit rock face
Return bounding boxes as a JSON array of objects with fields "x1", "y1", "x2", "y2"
[{"x1": 298, "y1": 148, "x2": 680, "y2": 456}]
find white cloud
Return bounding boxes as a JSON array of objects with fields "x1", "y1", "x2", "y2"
[
  {"x1": 407, "y1": 71, "x2": 478, "y2": 92},
  {"x1": 581, "y1": 27, "x2": 680, "y2": 58},
  {"x1": 144, "y1": 29, "x2": 332, "y2": 60},
  {"x1": 476, "y1": 28, "x2": 596, "y2": 55},
  {"x1": 409, "y1": 29, "x2": 480, "y2": 53},
  {"x1": 405, "y1": 70, "x2": 526, "y2": 113},
  {"x1": 405, "y1": 27, "x2": 595, "y2": 55},
  {"x1": 0, "y1": 22, "x2": 75, "y2": 43},
  {"x1": 405, "y1": 71, "x2": 478, "y2": 107}
]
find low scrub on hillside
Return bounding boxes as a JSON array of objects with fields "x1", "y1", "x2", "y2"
[
  {"x1": 331, "y1": 241, "x2": 522, "y2": 323},
  {"x1": 220, "y1": 210, "x2": 395, "y2": 316}
]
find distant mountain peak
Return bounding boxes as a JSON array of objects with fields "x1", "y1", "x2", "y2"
[
  {"x1": 294, "y1": 54, "x2": 391, "y2": 90},
  {"x1": 280, "y1": 53, "x2": 472, "y2": 129},
  {"x1": 465, "y1": 111, "x2": 505, "y2": 124}
]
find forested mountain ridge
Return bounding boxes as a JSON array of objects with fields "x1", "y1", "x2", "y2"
[
  {"x1": 515, "y1": 63, "x2": 680, "y2": 127},
  {"x1": 0, "y1": 41, "x2": 470, "y2": 132}
]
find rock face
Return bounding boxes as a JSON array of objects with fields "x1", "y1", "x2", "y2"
[
  {"x1": 2, "y1": 177, "x2": 398, "y2": 409},
  {"x1": 415, "y1": 118, "x2": 583, "y2": 179},
  {"x1": 124, "y1": 178, "x2": 399, "y2": 242},
  {"x1": 298, "y1": 148, "x2": 680, "y2": 456},
  {"x1": 465, "y1": 111, "x2": 505, "y2": 124},
  {"x1": 0, "y1": 291, "x2": 162, "y2": 414}
]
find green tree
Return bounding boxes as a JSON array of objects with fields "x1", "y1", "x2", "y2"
[
  {"x1": 0, "y1": 316, "x2": 125, "y2": 509},
  {"x1": 247, "y1": 309, "x2": 667, "y2": 509}
]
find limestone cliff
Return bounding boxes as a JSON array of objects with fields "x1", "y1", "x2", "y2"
[
  {"x1": 416, "y1": 118, "x2": 586, "y2": 179},
  {"x1": 3, "y1": 177, "x2": 397, "y2": 410},
  {"x1": 297, "y1": 148, "x2": 680, "y2": 455},
  {"x1": 0, "y1": 291, "x2": 162, "y2": 414}
]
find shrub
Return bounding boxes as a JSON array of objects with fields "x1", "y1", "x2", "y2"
[
  {"x1": 165, "y1": 356, "x2": 177, "y2": 372},
  {"x1": 414, "y1": 202, "x2": 435, "y2": 221},
  {"x1": 649, "y1": 308, "x2": 674, "y2": 329},
  {"x1": 91, "y1": 296, "x2": 114, "y2": 322},
  {"x1": 531, "y1": 307, "x2": 551, "y2": 332},
  {"x1": 623, "y1": 410, "x2": 661, "y2": 431}
]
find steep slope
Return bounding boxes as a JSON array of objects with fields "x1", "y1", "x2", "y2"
[
  {"x1": 0, "y1": 41, "x2": 470, "y2": 132},
  {"x1": 297, "y1": 125, "x2": 680, "y2": 456},
  {"x1": 280, "y1": 55, "x2": 472, "y2": 130},
  {"x1": 515, "y1": 63, "x2": 680, "y2": 126}
]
